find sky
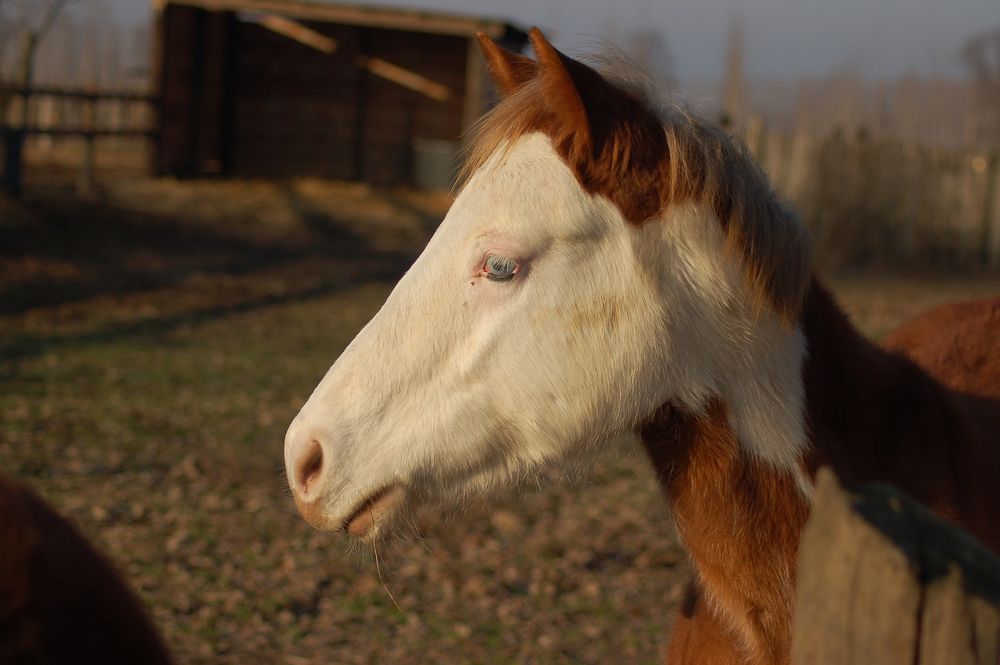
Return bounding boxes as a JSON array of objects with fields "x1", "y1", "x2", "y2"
[{"x1": 106, "y1": 0, "x2": 1000, "y2": 82}]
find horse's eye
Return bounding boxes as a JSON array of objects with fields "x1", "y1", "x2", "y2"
[{"x1": 485, "y1": 254, "x2": 517, "y2": 282}]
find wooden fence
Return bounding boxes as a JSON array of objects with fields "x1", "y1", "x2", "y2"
[
  {"x1": 743, "y1": 118, "x2": 1000, "y2": 269},
  {"x1": 1, "y1": 84, "x2": 998, "y2": 270},
  {"x1": 0, "y1": 83, "x2": 157, "y2": 196},
  {"x1": 793, "y1": 469, "x2": 1000, "y2": 664}
]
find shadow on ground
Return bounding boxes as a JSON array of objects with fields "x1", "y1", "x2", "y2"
[{"x1": 0, "y1": 180, "x2": 445, "y2": 362}]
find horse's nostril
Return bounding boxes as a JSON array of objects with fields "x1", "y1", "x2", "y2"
[{"x1": 296, "y1": 441, "x2": 324, "y2": 494}]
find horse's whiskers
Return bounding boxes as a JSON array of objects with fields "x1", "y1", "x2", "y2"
[{"x1": 369, "y1": 505, "x2": 403, "y2": 614}]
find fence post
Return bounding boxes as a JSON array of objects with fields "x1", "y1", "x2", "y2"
[
  {"x1": 77, "y1": 92, "x2": 96, "y2": 196},
  {"x1": 2, "y1": 127, "x2": 24, "y2": 197},
  {"x1": 792, "y1": 469, "x2": 1000, "y2": 664}
]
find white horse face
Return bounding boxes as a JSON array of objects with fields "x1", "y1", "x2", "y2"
[{"x1": 284, "y1": 134, "x2": 670, "y2": 538}]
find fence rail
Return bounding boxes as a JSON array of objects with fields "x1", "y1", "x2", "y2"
[
  {"x1": 2, "y1": 84, "x2": 998, "y2": 270},
  {"x1": 9, "y1": 127, "x2": 156, "y2": 137},
  {"x1": 0, "y1": 82, "x2": 157, "y2": 196},
  {"x1": 0, "y1": 84, "x2": 158, "y2": 103}
]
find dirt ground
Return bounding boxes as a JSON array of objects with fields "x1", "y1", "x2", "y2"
[{"x1": 2, "y1": 172, "x2": 999, "y2": 665}]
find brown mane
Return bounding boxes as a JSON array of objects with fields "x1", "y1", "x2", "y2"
[{"x1": 463, "y1": 30, "x2": 810, "y2": 324}]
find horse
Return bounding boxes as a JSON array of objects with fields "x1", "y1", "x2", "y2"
[
  {"x1": 882, "y1": 297, "x2": 999, "y2": 397},
  {"x1": 283, "y1": 28, "x2": 1000, "y2": 665},
  {"x1": 0, "y1": 475, "x2": 172, "y2": 664}
]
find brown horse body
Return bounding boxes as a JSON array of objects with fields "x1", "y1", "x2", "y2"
[
  {"x1": 0, "y1": 476, "x2": 172, "y2": 665},
  {"x1": 650, "y1": 286, "x2": 1000, "y2": 665}
]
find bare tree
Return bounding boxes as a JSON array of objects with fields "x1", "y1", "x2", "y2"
[
  {"x1": 962, "y1": 27, "x2": 1000, "y2": 146},
  {"x1": 0, "y1": 1, "x2": 18, "y2": 79},
  {"x1": 13, "y1": 0, "x2": 83, "y2": 92},
  {"x1": 2, "y1": 0, "x2": 82, "y2": 196}
]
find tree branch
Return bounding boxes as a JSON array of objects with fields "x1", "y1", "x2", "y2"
[{"x1": 36, "y1": 0, "x2": 81, "y2": 42}]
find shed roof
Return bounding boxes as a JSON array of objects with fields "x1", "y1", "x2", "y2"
[{"x1": 156, "y1": 0, "x2": 528, "y2": 41}]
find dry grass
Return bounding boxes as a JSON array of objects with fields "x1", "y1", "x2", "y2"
[{"x1": 1, "y1": 171, "x2": 998, "y2": 664}]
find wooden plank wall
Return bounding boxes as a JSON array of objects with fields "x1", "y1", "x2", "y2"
[
  {"x1": 230, "y1": 19, "x2": 467, "y2": 184},
  {"x1": 360, "y1": 29, "x2": 467, "y2": 185},
  {"x1": 195, "y1": 10, "x2": 234, "y2": 174},
  {"x1": 155, "y1": 5, "x2": 234, "y2": 175},
  {"x1": 155, "y1": 4, "x2": 199, "y2": 175},
  {"x1": 156, "y1": 7, "x2": 469, "y2": 184},
  {"x1": 232, "y1": 20, "x2": 361, "y2": 179}
]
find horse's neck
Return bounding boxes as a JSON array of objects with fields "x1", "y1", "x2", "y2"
[
  {"x1": 640, "y1": 401, "x2": 808, "y2": 663},
  {"x1": 638, "y1": 278, "x2": 977, "y2": 662}
]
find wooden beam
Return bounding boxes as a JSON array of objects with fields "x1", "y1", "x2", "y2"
[
  {"x1": 358, "y1": 56, "x2": 450, "y2": 102},
  {"x1": 251, "y1": 13, "x2": 336, "y2": 54},
  {"x1": 160, "y1": 0, "x2": 513, "y2": 38}
]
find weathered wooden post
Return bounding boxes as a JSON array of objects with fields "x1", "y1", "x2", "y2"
[
  {"x1": 2, "y1": 125, "x2": 25, "y2": 198},
  {"x1": 2, "y1": 0, "x2": 80, "y2": 197},
  {"x1": 792, "y1": 468, "x2": 1000, "y2": 664},
  {"x1": 77, "y1": 91, "x2": 96, "y2": 196},
  {"x1": 3, "y1": 31, "x2": 38, "y2": 198}
]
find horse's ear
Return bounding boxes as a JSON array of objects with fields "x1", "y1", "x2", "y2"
[
  {"x1": 475, "y1": 32, "x2": 537, "y2": 96},
  {"x1": 528, "y1": 28, "x2": 596, "y2": 158}
]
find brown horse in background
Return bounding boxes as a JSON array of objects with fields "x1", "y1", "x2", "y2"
[
  {"x1": 884, "y1": 297, "x2": 1000, "y2": 397},
  {"x1": 0, "y1": 475, "x2": 172, "y2": 665}
]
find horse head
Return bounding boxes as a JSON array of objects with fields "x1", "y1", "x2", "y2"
[{"x1": 284, "y1": 29, "x2": 812, "y2": 540}]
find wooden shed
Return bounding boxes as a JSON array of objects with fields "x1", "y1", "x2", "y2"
[{"x1": 151, "y1": 0, "x2": 527, "y2": 187}]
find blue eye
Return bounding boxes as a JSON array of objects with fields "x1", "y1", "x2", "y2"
[{"x1": 485, "y1": 255, "x2": 517, "y2": 282}]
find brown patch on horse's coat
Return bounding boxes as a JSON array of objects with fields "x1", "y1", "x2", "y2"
[
  {"x1": 642, "y1": 401, "x2": 809, "y2": 665},
  {"x1": 568, "y1": 296, "x2": 625, "y2": 330},
  {"x1": 641, "y1": 283, "x2": 1000, "y2": 664},
  {"x1": 882, "y1": 297, "x2": 1000, "y2": 398},
  {"x1": 0, "y1": 475, "x2": 172, "y2": 664},
  {"x1": 470, "y1": 30, "x2": 810, "y2": 325}
]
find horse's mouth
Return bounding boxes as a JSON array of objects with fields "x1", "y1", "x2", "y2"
[{"x1": 343, "y1": 483, "x2": 405, "y2": 538}]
